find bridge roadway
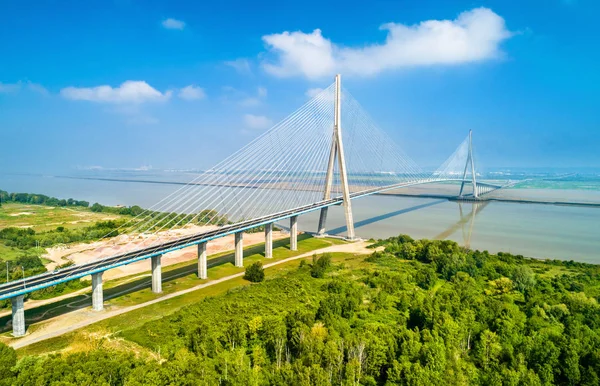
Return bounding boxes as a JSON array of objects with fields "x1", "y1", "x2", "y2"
[{"x1": 0, "y1": 178, "x2": 505, "y2": 302}]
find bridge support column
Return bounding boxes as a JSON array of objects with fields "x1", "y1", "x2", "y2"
[
  {"x1": 235, "y1": 232, "x2": 244, "y2": 267},
  {"x1": 317, "y1": 208, "x2": 328, "y2": 236},
  {"x1": 91, "y1": 272, "x2": 104, "y2": 311},
  {"x1": 11, "y1": 295, "x2": 25, "y2": 337},
  {"x1": 290, "y1": 216, "x2": 298, "y2": 251},
  {"x1": 151, "y1": 255, "x2": 162, "y2": 294},
  {"x1": 264, "y1": 223, "x2": 273, "y2": 258},
  {"x1": 198, "y1": 242, "x2": 207, "y2": 279}
]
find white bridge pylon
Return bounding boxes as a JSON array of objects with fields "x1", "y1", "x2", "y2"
[{"x1": 318, "y1": 74, "x2": 355, "y2": 239}]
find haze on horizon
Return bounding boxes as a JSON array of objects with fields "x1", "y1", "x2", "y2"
[{"x1": 1, "y1": 0, "x2": 599, "y2": 173}]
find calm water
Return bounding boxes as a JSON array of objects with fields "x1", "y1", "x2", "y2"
[{"x1": 2, "y1": 172, "x2": 600, "y2": 263}]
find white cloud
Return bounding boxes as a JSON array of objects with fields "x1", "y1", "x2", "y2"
[
  {"x1": 305, "y1": 88, "x2": 323, "y2": 98},
  {"x1": 178, "y1": 85, "x2": 206, "y2": 100},
  {"x1": 244, "y1": 114, "x2": 272, "y2": 130},
  {"x1": 257, "y1": 86, "x2": 267, "y2": 98},
  {"x1": 224, "y1": 58, "x2": 252, "y2": 74},
  {"x1": 0, "y1": 81, "x2": 48, "y2": 94},
  {"x1": 261, "y1": 7, "x2": 512, "y2": 79},
  {"x1": 60, "y1": 81, "x2": 172, "y2": 104},
  {"x1": 162, "y1": 18, "x2": 185, "y2": 30}
]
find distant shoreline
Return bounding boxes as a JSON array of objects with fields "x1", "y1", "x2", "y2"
[{"x1": 44, "y1": 174, "x2": 600, "y2": 209}]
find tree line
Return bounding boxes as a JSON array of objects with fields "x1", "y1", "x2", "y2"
[{"x1": 0, "y1": 190, "x2": 89, "y2": 208}]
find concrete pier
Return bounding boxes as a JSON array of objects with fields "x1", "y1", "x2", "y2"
[
  {"x1": 235, "y1": 232, "x2": 244, "y2": 267},
  {"x1": 151, "y1": 254, "x2": 162, "y2": 294},
  {"x1": 91, "y1": 272, "x2": 104, "y2": 311},
  {"x1": 290, "y1": 216, "x2": 298, "y2": 251},
  {"x1": 11, "y1": 295, "x2": 25, "y2": 337},
  {"x1": 198, "y1": 242, "x2": 207, "y2": 279},
  {"x1": 264, "y1": 223, "x2": 273, "y2": 258},
  {"x1": 317, "y1": 208, "x2": 328, "y2": 236}
]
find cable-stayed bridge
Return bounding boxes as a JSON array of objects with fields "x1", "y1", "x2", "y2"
[{"x1": 1, "y1": 75, "x2": 509, "y2": 336}]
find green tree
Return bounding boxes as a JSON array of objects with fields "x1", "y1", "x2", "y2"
[
  {"x1": 511, "y1": 266, "x2": 536, "y2": 293},
  {"x1": 0, "y1": 342, "x2": 17, "y2": 381},
  {"x1": 244, "y1": 262, "x2": 265, "y2": 283},
  {"x1": 90, "y1": 203, "x2": 104, "y2": 212},
  {"x1": 311, "y1": 253, "x2": 332, "y2": 278}
]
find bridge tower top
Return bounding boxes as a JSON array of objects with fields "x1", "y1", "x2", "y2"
[
  {"x1": 459, "y1": 130, "x2": 478, "y2": 198},
  {"x1": 320, "y1": 74, "x2": 356, "y2": 240}
]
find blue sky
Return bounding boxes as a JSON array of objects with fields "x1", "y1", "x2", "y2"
[{"x1": 1, "y1": 0, "x2": 599, "y2": 173}]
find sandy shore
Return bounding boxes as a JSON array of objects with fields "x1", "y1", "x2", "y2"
[{"x1": 43, "y1": 225, "x2": 287, "y2": 280}]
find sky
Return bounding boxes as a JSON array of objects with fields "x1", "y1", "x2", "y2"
[{"x1": 1, "y1": 0, "x2": 599, "y2": 173}]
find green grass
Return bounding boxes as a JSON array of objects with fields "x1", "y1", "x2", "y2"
[
  {"x1": 0, "y1": 203, "x2": 124, "y2": 232},
  {"x1": 0, "y1": 243, "x2": 25, "y2": 261}
]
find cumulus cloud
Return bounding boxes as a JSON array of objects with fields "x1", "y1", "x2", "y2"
[
  {"x1": 178, "y1": 85, "x2": 206, "y2": 100},
  {"x1": 162, "y1": 18, "x2": 185, "y2": 30},
  {"x1": 225, "y1": 58, "x2": 252, "y2": 74},
  {"x1": 261, "y1": 7, "x2": 512, "y2": 79},
  {"x1": 305, "y1": 88, "x2": 324, "y2": 98},
  {"x1": 60, "y1": 81, "x2": 171, "y2": 104},
  {"x1": 244, "y1": 114, "x2": 272, "y2": 130}
]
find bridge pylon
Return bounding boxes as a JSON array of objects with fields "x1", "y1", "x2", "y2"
[
  {"x1": 317, "y1": 74, "x2": 356, "y2": 240},
  {"x1": 458, "y1": 130, "x2": 478, "y2": 199}
]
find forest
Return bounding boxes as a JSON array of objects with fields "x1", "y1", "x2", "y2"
[{"x1": 1, "y1": 234, "x2": 599, "y2": 385}]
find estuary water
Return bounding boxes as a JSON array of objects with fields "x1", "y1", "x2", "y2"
[{"x1": 2, "y1": 172, "x2": 600, "y2": 263}]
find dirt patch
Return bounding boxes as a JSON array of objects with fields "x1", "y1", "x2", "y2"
[
  {"x1": 42, "y1": 225, "x2": 287, "y2": 279},
  {"x1": 8, "y1": 212, "x2": 34, "y2": 217}
]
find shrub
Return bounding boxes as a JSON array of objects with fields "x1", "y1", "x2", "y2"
[
  {"x1": 310, "y1": 253, "x2": 332, "y2": 278},
  {"x1": 244, "y1": 262, "x2": 265, "y2": 283}
]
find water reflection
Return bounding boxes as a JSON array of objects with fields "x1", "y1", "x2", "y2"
[
  {"x1": 434, "y1": 201, "x2": 489, "y2": 248},
  {"x1": 327, "y1": 199, "x2": 447, "y2": 235}
]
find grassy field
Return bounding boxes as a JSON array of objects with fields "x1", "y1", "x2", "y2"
[{"x1": 0, "y1": 203, "x2": 124, "y2": 232}]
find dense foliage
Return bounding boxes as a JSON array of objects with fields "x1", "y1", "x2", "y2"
[
  {"x1": 3, "y1": 235, "x2": 600, "y2": 385},
  {"x1": 0, "y1": 221, "x2": 124, "y2": 251}
]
